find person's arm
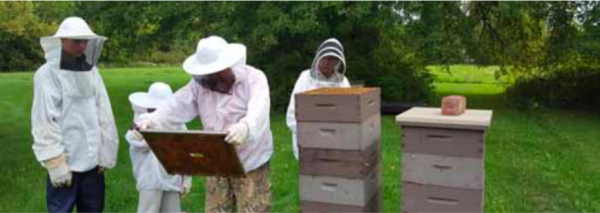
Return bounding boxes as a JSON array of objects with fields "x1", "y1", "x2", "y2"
[
  {"x1": 182, "y1": 175, "x2": 193, "y2": 197},
  {"x1": 96, "y1": 70, "x2": 119, "y2": 169},
  {"x1": 31, "y1": 70, "x2": 64, "y2": 162},
  {"x1": 239, "y1": 70, "x2": 271, "y2": 142},
  {"x1": 149, "y1": 80, "x2": 200, "y2": 128},
  {"x1": 31, "y1": 69, "x2": 73, "y2": 187},
  {"x1": 125, "y1": 130, "x2": 150, "y2": 152},
  {"x1": 286, "y1": 72, "x2": 308, "y2": 136},
  {"x1": 341, "y1": 76, "x2": 351, "y2": 88}
]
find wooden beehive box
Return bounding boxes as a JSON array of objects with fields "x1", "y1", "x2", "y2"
[
  {"x1": 301, "y1": 188, "x2": 382, "y2": 213},
  {"x1": 396, "y1": 107, "x2": 492, "y2": 213},
  {"x1": 402, "y1": 126, "x2": 485, "y2": 158},
  {"x1": 299, "y1": 164, "x2": 381, "y2": 206},
  {"x1": 300, "y1": 141, "x2": 380, "y2": 178},
  {"x1": 402, "y1": 182, "x2": 483, "y2": 212},
  {"x1": 295, "y1": 87, "x2": 380, "y2": 122},
  {"x1": 402, "y1": 153, "x2": 484, "y2": 189},
  {"x1": 297, "y1": 113, "x2": 380, "y2": 150}
]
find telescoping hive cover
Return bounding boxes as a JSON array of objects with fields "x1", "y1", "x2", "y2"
[{"x1": 140, "y1": 129, "x2": 245, "y2": 177}]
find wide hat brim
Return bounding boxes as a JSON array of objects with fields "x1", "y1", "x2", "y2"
[
  {"x1": 183, "y1": 44, "x2": 246, "y2": 76},
  {"x1": 128, "y1": 92, "x2": 172, "y2": 109},
  {"x1": 42, "y1": 35, "x2": 107, "y2": 41}
]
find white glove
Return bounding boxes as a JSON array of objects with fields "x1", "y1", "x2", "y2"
[
  {"x1": 132, "y1": 117, "x2": 156, "y2": 140},
  {"x1": 43, "y1": 154, "x2": 72, "y2": 188},
  {"x1": 225, "y1": 122, "x2": 249, "y2": 146},
  {"x1": 181, "y1": 176, "x2": 192, "y2": 198},
  {"x1": 132, "y1": 129, "x2": 145, "y2": 141},
  {"x1": 135, "y1": 118, "x2": 155, "y2": 130}
]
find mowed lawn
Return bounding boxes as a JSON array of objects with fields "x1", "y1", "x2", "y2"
[{"x1": 0, "y1": 66, "x2": 598, "y2": 212}]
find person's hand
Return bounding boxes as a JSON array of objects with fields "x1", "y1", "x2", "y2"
[
  {"x1": 181, "y1": 176, "x2": 192, "y2": 198},
  {"x1": 43, "y1": 154, "x2": 72, "y2": 188},
  {"x1": 225, "y1": 122, "x2": 249, "y2": 146},
  {"x1": 135, "y1": 118, "x2": 155, "y2": 130},
  {"x1": 98, "y1": 166, "x2": 107, "y2": 174},
  {"x1": 131, "y1": 118, "x2": 156, "y2": 140},
  {"x1": 129, "y1": 122, "x2": 144, "y2": 141}
]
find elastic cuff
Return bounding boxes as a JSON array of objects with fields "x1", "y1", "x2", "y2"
[{"x1": 42, "y1": 153, "x2": 66, "y2": 169}]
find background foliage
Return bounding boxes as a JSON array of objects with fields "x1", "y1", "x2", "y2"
[{"x1": 0, "y1": 1, "x2": 598, "y2": 111}]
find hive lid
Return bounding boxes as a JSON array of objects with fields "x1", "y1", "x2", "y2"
[{"x1": 396, "y1": 107, "x2": 493, "y2": 130}]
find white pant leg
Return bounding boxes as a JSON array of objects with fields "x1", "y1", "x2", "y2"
[
  {"x1": 138, "y1": 190, "x2": 163, "y2": 213},
  {"x1": 159, "y1": 192, "x2": 181, "y2": 213}
]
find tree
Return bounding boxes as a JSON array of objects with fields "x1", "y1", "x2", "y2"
[
  {"x1": 577, "y1": 1, "x2": 600, "y2": 64},
  {"x1": 0, "y1": 2, "x2": 55, "y2": 71}
]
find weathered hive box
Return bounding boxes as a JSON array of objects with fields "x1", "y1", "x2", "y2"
[
  {"x1": 297, "y1": 113, "x2": 381, "y2": 150},
  {"x1": 300, "y1": 141, "x2": 380, "y2": 178},
  {"x1": 301, "y1": 188, "x2": 382, "y2": 213},
  {"x1": 396, "y1": 107, "x2": 492, "y2": 213},
  {"x1": 299, "y1": 164, "x2": 381, "y2": 206},
  {"x1": 296, "y1": 87, "x2": 383, "y2": 213},
  {"x1": 402, "y1": 126, "x2": 485, "y2": 158},
  {"x1": 402, "y1": 182, "x2": 483, "y2": 212},
  {"x1": 403, "y1": 153, "x2": 483, "y2": 189},
  {"x1": 295, "y1": 87, "x2": 380, "y2": 123}
]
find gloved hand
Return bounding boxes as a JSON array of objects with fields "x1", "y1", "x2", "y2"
[
  {"x1": 43, "y1": 154, "x2": 72, "y2": 188},
  {"x1": 98, "y1": 166, "x2": 107, "y2": 174},
  {"x1": 132, "y1": 118, "x2": 156, "y2": 140},
  {"x1": 132, "y1": 129, "x2": 144, "y2": 141},
  {"x1": 136, "y1": 118, "x2": 155, "y2": 130},
  {"x1": 225, "y1": 122, "x2": 249, "y2": 146},
  {"x1": 181, "y1": 176, "x2": 193, "y2": 198}
]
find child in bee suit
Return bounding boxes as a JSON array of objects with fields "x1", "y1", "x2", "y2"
[
  {"x1": 126, "y1": 82, "x2": 192, "y2": 213},
  {"x1": 286, "y1": 38, "x2": 350, "y2": 160}
]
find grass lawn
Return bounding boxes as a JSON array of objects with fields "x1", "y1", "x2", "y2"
[{"x1": 0, "y1": 65, "x2": 598, "y2": 212}]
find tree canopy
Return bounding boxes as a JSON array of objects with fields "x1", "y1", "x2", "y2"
[{"x1": 0, "y1": 1, "x2": 598, "y2": 111}]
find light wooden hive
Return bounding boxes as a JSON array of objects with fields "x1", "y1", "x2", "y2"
[
  {"x1": 396, "y1": 107, "x2": 493, "y2": 212},
  {"x1": 295, "y1": 87, "x2": 381, "y2": 123},
  {"x1": 297, "y1": 87, "x2": 383, "y2": 213}
]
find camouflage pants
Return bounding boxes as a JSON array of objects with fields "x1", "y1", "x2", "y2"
[{"x1": 205, "y1": 162, "x2": 270, "y2": 213}]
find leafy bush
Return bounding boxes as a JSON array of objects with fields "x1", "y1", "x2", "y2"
[
  {"x1": 505, "y1": 64, "x2": 600, "y2": 110},
  {"x1": 133, "y1": 50, "x2": 187, "y2": 66},
  {"x1": 0, "y1": 2, "x2": 55, "y2": 72}
]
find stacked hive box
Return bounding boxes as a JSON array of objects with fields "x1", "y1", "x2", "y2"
[
  {"x1": 396, "y1": 107, "x2": 493, "y2": 212},
  {"x1": 295, "y1": 87, "x2": 382, "y2": 213}
]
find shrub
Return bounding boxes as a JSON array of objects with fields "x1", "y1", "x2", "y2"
[{"x1": 505, "y1": 64, "x2": 600, "y2": 111}]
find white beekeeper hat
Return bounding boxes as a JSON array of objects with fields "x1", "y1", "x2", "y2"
[
  {"x1": 52, "y1": 17, "x2": 106, "y2": 40},
  {"x1": 183, "y1": 35, "x2": 246, "y2": 76},
  {"x1": 128, "y1": 82, "x2": 174, "y2": 109}
]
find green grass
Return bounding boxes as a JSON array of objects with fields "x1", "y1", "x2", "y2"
[
  {"x1": 0, "y1": 65, "x2": 599, "y2": 212},
  {"x1": 428, "y1": 64, "x2": 512, "y2": 85},
  {"x1": 429, "y1": 65, "x2": 600, "y2": 211}
]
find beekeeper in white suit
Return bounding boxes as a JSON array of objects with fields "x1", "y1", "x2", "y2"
[
  {"x1": 135, "y1": 35, "x2": 273, "y2": 213},
  {"x1": 286, "y1": 38, "x2": 350, "y2": 160},
  {"x1": 126, "y1": 82, "x2": 192, "y2": 213},
  {"x1": 30, "y1": 17, "x2": 118, "y2": 213}
]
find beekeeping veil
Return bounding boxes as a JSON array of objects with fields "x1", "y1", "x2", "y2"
[
  {"x1": 309, "y1": 38, "x2": 347, "y2": 84},
  {"x1": 40, "y1": 17, "x2": 107, "y2": 71}
]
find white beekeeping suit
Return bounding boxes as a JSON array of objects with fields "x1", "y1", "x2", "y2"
[
  {"x1": 286, "y1": 38, "x2": 351, "y2": 160},
  {"x1": 125, "y1": 82, "x2": 192, "y2": 213},
  {"x1": 31, "y1": 17, "x2": 118, "y2": 178},
  {"x1": 134, "y1": 36, "x2": 273, "y2": 213},
  {"x1": 126, "y1": 113, "x2": 191, "y2": 192}
]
